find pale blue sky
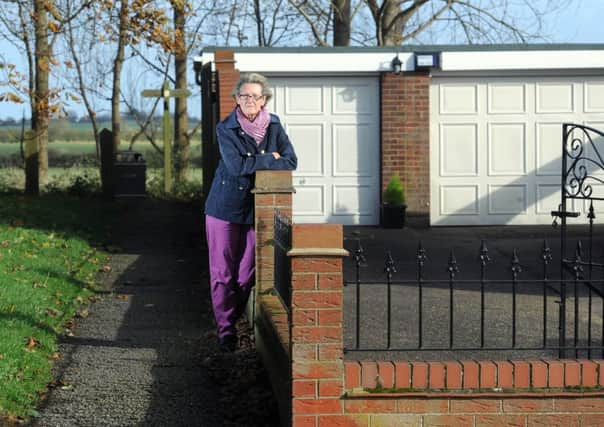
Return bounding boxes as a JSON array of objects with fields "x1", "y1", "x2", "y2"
[{"x1": 0, "y1": 0, "x2": 602, "y2": 121}]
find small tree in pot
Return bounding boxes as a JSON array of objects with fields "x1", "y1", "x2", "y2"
[{"x1": 381, "y1": 175, "x2": 406, "y2": 228}]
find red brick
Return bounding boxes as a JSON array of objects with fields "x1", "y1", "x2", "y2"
[
  {"x1": 377, "y1": 362, "x2": 395, "y2": 389},
  {"x1": 293, "y1": 398, "x2": 343, "y2": 414},
  {"x1": 292, "y1": 292, "x2": 342, "y2": 309},
  {"x1": 581, "y1": 414, "x2": 604, "y2": 427},
  {"x1": 462, "y1": 361, "x2": 479, "y2": 389},
  {"x1": 580, "y1": 359, "x2": 598, "y2": 387},
  {"x1": 594, "y1": 360, "x2": 604, "y2": 387},
  {"x1": 293, "y1": 326, "x2": 341, "y2": 343},
  {"x1": 318, "y1": 380, "x2": 343, "y2": 397},
  {"x1": 554, "y1": 397, "x2": 604, "y2": 412},
  {"x1": 370, "y1": 415, "x2": 421, "y2": 427},
  {"x1": 546, "y1": 360, "x2": 564, "y2": 388},
  {"x1": 293, "y1": 380, "x2": 317, "y2": 398},
  {"x1": 344, "y1": 363, "x2": 361, "y2": 393},
  {"x1": 496, "y1": 360, "x2": 514, "y2": 389},
  {"x1": 565, "y1": 360, "x2": 581, "y2": 387},
  {"x1": 361, "y1": 361, "x2": 378, "y2": 389},
  {"x1": 527, "y1": 414, "x2": 579, "y2": 427},
  {"x1": 317, "y1": 309, "x2": 342, "y2": 325},
  {"x1": 395, "y1": 362, "x2": 411, "y2": 389},
  {"x1": 318, "y1": 415, "x2": 368, "y2": 427},
  {"x1": 429, "y1": 362, "x2": 445, "y2": 389},
  {"x1": 530, "y1": 360, "x2": 548, "y2": 388},
  {"x1": 293, "y1": 415, "x2": 316, "y2": 427},
  {"x1": 512, "y1": 361, "x2": 530, "y2": 388},
  {"x1": 292, "y1": 224, "x2": 342, "y2": 249},
  {"x1": 344, "y1": 399, "x2": 396, "y2": 413},
  {"x1": 274, "y1": 194, "x2": 292, "y2": 207},
  {"x1": 480, "y1": 361, "x2": 497, "y2": 389},
  {"x1": 422, "y1": 415, "x2": 474, "y2": 426},
  {"x1": 445, "y1": 361, "x2": 462, "y2": 390},
  {"x1": 318, "y1": 344, "x2": 342, "y2": 360},
  {"x1": 291, "y1": 257, "x2": 342, "y2": 273},
  {"x1": 502, "y1": 398, "x2": 554, "y2": 413},
  {"x1": 475, "y1": 414, "x2": 526, "y2": 427},
  {"x1": 293, "y1": 309, "x2": 317, "y2": 325},
  {"x1": 293, "y1": 344, "x2": 317, "y2": 361},
  {"x1": 293, "y1": 362, "x2": 342, "y2": 380},
  {"x1": 397, "y1": 399, "x2": 449, "y2": 413},
  {"x1": 411, "y1": 362, "x2": 428, "y2": 389},
  {"x1": 292, "y1": 274, "x2": 317, "y2": 291},
  {"x1": 450, "y1": 399, "x2": 500, "y2": 413},
  {"x1": 318, "y1": 274, "x2": 343, "y2": 290}
]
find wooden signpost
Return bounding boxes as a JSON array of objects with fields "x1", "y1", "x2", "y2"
[{"x1": 141, "y1": 81, "x2": 190, "y2": 193}]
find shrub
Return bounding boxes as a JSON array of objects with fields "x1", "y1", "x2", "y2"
[{"x1": 383, "y1": 175, "x2": 405, "y2": 205}]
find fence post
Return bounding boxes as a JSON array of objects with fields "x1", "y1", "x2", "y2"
[
  {"x1": 99, "y1": 128, "x2": 114, "y2": 198},
  {"x1": 288, "y1": 224, "x2": 351, "y2": 426}
]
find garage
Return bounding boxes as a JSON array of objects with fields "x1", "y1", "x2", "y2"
[
  {"x1": 267, "y1": 76, "x2": 380, "y2": 225},
  {"x1": 430, "y1": 74, "x2": 604, "y2": 225}
]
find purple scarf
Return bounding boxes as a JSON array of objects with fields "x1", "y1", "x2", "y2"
[{"x1": 236, "y1": 106, "x2": 270, "y2": 145}]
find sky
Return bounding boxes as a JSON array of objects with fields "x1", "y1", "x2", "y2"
[{"x1": 0, "y1": 0, "x2": 602, "y2": 121}]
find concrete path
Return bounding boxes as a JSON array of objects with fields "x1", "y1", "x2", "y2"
[{"x1": 32, "y1": 199, "x2": 279, "y2": 427}]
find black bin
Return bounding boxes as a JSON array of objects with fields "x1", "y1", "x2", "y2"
[{"x1": 114, "y1": 150, "x2": 146, "y2": 197}]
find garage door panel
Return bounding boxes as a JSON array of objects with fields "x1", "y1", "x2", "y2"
[
  {"x1": 332, "y1": 185, "x2": 375, "y2": 216},
  {"x1": 293, "y1": 185, "x2": 325, "y2": 216},
  {"x1": 536, "y1": 122, "x2": 563, "y2": 176},
  {"x1": 332, "y1": 84, "x2": 377, "y2": 115},
  {"x1": 488, "y1": 184, "x2": 527, "y2": 215},
  {"x1": 333, "y1": 123, "x2": 375, "y2": 177},
  {"x1": 440, "y1": 84, "x2": 478, "y2": 114},
  {"x1": 285, "y1": 85, "x2": 324, "y2": 115},
  {"x1": 440, "y1": 124, "x2": 478, "y2": 176},
  {"x1": 536, "y1": 82, "x2": 574, "y2": 113},
  {"x1": 488, "y1": 123, "x2": 526, "y2": 175},
  {"x1": 286, "y1": 123, "x2": 324, "y2": 176},
  {"x1": 439, "y1": 185, "x2": 479, "y2": 215},
  {"x1": 488, "y1": 83, "x2": 526, "y2": 114},
  {"x1": 585, "y1": 82, "x2": 604, "y2": 112},
  {"x1": 583, "y1": 121, "x2": 604, "y2": 177}
]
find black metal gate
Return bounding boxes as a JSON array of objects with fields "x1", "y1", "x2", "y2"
[
  {"x1": 552, "y1": 123, "x2": 604, "y2": 358},
  {"x1": 200, "y1": 63, "x2": 219, "y2": 200}
]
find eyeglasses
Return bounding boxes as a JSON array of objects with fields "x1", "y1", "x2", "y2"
[{"x1": 238, "y1": 94, "x2": 264, "y2": 101}]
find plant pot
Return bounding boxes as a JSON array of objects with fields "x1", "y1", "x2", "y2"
[{"x1": 381, "y1": 203, "x2": 406, "y2": 228}]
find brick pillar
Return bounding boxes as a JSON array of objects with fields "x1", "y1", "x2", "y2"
[
  {"x1": 381, "y1": 71, "x2": 430, "y2": 215},
  {"x1": 214, "y1": 50, "x2": 240, "y2": 120},
  {"x1": 288, "y1": 225, "x2": 355, "y2": 427}
]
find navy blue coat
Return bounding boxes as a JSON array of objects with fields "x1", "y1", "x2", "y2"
[{"x1": 205, "y1": 109, "x2": 298, "y2": 224}]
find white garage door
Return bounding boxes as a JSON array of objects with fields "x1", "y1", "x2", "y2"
[
  {"x1": 430, "y1": 75, "x2": 604, "y2": 226},
  {"x1": 268, "y1": 77, "x2": 380, "y2": 225}
]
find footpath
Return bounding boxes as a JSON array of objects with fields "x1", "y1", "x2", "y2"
[{"x1": 31, "y1": 199, "x2": 279, "y2": 427}]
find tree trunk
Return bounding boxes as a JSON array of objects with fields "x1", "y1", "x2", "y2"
[
  {"x1": 33, "y1": 0, "x2": 49, "y2": 187},
  {"x1": 173, "y1": 4, "x2": 189, "y2": 183},
  {"x1": 112, "y1": 0, "x2": 129, "y2": 150},
  {"x1": 332, "y1": 0, "x2": 350, "y2": 46},
  {"x1": 380, "y1": 0, "x2": 404, "y2": 46}
]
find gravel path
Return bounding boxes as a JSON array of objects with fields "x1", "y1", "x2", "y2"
[{"x1": 31, "y1": 199, "x2": 279, "y2": 427}]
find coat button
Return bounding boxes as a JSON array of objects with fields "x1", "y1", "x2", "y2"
[
  {"x1": 260, "y1": 150, "x2": 265, "y2": 154},
  {"x1": 238, "y1": 186, "x2": 244, "y2": 190},
  {"x1": 221, "y1": 180, "x2": 225, "y2": 184},
  {"x1": 247, "y1": 152, "x2": 251, "y2": 157}
]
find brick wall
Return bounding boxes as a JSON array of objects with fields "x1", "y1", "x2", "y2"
[
  {"x1": 214, "y1": 50, "x2": 239, "y2": 121},
  {"x1": 381, "y1": 72, "x2": 430, "y2": 215}
]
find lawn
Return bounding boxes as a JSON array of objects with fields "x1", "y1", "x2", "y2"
[{"x1": 0, "y1": 194, "x2": 111, "y2": 421}]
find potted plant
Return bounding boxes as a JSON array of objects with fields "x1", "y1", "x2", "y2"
[{"x1": 381, "y1": 175, "x2": 407, "y2": 228}]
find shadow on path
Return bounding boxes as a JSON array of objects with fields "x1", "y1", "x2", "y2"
[{"x1": 32, "y1": 199, "x2": 279, "y2": 427}]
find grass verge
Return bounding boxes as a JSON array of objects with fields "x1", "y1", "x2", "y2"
[{"x1": 0, "y1": 193, "x2": 111, "y2": 421}]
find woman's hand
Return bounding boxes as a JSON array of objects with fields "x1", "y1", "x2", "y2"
[{"x1": 272, "y1": 152, "x2": 281, "y2": 159}]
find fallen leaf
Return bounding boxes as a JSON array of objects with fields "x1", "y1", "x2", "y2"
[
  {"x1": 49, "y1": 352, "x2": 60, "y2": 360},
  {"x1": 25, "y1": 336, "x2": 38, "y2": 350},
  {"x1": 115, "y1": 294, "x2": 129, "y2": 300},
  {"x1": 99, "y1": 265, "x2": 112, "y2": 273},
  {"x1": 76, "y1": 308, "x2": 89, "y2": 318}
]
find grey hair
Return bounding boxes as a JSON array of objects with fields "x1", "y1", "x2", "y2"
[{"x1": 231, "y1": 73, "x2": 273, "y2": 102}]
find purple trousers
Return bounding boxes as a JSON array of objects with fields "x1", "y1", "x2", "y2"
[{"x1": 205, "y1": 215, "x2": 255, "y2": 338}]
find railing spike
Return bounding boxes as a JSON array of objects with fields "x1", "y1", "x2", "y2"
[
  {"x1": 576, "y1": 240, "x2": 584, "y2": 259},
  {"x1": 384, "y1": 250, "x2": 397, "y2": 275},
  {"x1": 541, "y1": 240, "x2": 553, "y2": 265},
  {"x1": 511, "y1": 249, "x2": 522, "y2": 276},
  {"x1": 417, "y1": 241, "x2": 428, "y2": 267},
  {"x1": 447, "y1": 249, "x2": 459, "y2": 276},
  {"x1": 588, "y1": 201, "x2": 595, "y2": 220},
  {"x1": 355, "y1": 238, "x2": 367, "y2": 268},
  {"x1": 479, "y1": 240, "x2": 491, "y2": 266}
]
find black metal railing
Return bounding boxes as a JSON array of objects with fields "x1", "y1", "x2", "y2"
[
  {"x1": 345, "y1": 239, "x2": 604, "y2": 360},
  {"x1": 274, "y1": 210, "x2": 292, "y2": 309}
]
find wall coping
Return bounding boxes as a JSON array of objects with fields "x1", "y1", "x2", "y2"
[
  {"x1": 288, "y1": 248, "x2": 350, "y2": 257},
  {"x1": 251, "y1": 187, "x2": 296, "y2": 194},
  {"x1": 345, "y1": 390, "x2": 604, "y2": 399}
]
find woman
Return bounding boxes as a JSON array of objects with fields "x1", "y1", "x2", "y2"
[{"x1": 205, "y1": 73, "x2": 297, "y2": 352}]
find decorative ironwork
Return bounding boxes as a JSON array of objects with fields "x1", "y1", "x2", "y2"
[
  {"x1": 562, "y1": 123, "x2": 604, "y2": 200},
  {"x1": 273, "y1": 210, "x2": 292, "y2": 309}
]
